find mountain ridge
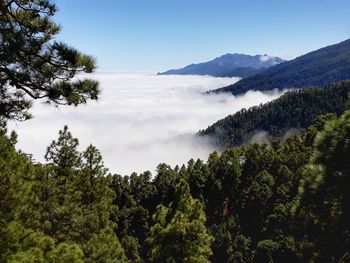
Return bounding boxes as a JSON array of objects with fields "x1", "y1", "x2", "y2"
[
  {"x1": 209, "y1": 39, "x2": 350, "y2": 95},
  {"x1": 158, "y1": 53, "x2": 285, "y2": 78}
]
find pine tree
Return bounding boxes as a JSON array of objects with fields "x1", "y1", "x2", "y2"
[
  {"x1": 44, "y1": 125, "x2": 83, "y2": 242},
  {"x1": 0, "y1": 0, "x2": 99, "y2": 122},
  {"x1": 297, "y1": 110, "x2": 350, "y2": 261},
  {"x1": 43, "y1": 127, "x2": 128, "y2": 262},
  {"x1": 79, "y1": 144, "x2": 127, "y2": 262},
  {"x1": 0, "y1": 128, "x2": 39, "y2": 260},
  {"x1": 146, "y1": 179, "x2": 213, "y2": 263},
  {"x1": 0, "y1": 128, "x2": 86, "y2": 262}
]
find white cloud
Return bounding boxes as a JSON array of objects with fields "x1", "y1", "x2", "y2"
[
  {"x1": 7, "y1": 73, "x2": 283, "y2": 175},
  {"x1": 259, "y1": 54, "x2": 274, "y2": 63}
]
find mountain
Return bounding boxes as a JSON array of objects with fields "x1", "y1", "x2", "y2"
[
  {"x1": 200, "y1": 81, "x2": 350, "y2": 148},
  {"x1": 158, "y1": 53, "x2": 285, "y2": 78},
  {"x1": 210, "y1": 39, "x2": 350, "y2": 95}
]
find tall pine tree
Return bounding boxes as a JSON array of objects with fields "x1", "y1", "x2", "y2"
[
  {"x1": 146, "y1": 179, "x2": 213, "y2": 263},
  {"x1": 43, "y1": 127, "x2": 127, "y2": 262},
  {"x1": 0, "y1": 0, "x2": 99, "y2": 123}
]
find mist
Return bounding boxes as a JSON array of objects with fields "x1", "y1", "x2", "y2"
[{"x1": 8, "y1": 73, "x2": 284, "y2": 175}]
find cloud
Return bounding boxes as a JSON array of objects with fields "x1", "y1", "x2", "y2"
[
  {"x1": 243, "y1": 127, "x2": 301, "y2": 146},
  {"x1": 259, "y1": 54, "x2": 279, "y2": 64},
  {"x1": 247, "y1": 130, "x2": 272, "y2": 145},
  {"x1": 259, "y1": 54, "x2": 271, "y2": 62},
  {"x1": 7, "y1": 73, "x2": 283, "y2": 175}
]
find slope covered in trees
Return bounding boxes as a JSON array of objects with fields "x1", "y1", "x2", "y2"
[
  {"x1": 1, "y1": 110, "x2": 350, "y2": 262},
  {"x1": 200, "y1": 81, "x2": 350, "y2": 148},
  {"x1": 210, "y1": 39, "x2": 350, "y2": 95}
]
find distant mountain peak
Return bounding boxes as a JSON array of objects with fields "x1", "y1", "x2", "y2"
[
  {"x1": 158, "y1": 53, "x2": 285, "y2": 78},
  {"x1": 209, "y1": 38, "x2": 350, "y2": 96}
]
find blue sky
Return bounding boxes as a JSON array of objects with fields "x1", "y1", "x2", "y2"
[{"x1": 55, "y1": 0, "x2": 350, "y2": 72}]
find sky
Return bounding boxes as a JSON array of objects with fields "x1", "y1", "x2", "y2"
[{"x1": 54, "y1": 0, "x2": 350, "y2": 72}]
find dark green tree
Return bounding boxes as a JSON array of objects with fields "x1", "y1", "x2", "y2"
[
  {"x1": 44, "y1": 126, "x2": 83, "y2": 242},
  {"x1": 146, "y1": 179, "x2": 213, "y2": 263},
  {"x1": 110, "y1": 171, "x2": 157, "y2": 262},
  {"x1": 0, "y1": 128, "x2": 86, "y2": 262},
  {"x1": 297, "y1": 110, "x2": 350, "y2": 262},
  {"x1": 79, "y1": 144, "x2": 127, "y2": 262},
  {"x1": 43, "y1": 127, "x2": 127, "y2": 262},
  {"x1": 0, "y1": 128, "x2": 39, "y2": 261}
]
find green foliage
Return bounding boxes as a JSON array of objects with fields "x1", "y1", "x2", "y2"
[
  {"x1": 201, "y1": 81, "x2": 350, "y2": 147},
  {"x1": 110, "y1": 171, "x2": 155, "y2": 261},
  {"x1": 243, "y1": 170, "x2": 275, "y2": 207},
  {"x1": 1, "y1": 92, "x2": 350, "y2": 262},
  {"x1": 228, "y1": 234, "x2": 252, "y2": 263},
  {"x1": 0, "y1": 128, "x2": 42, "y2": 261},
  {"x1": 146, "y1": 179, "x2": 213, "y2": 263},
  {"x1": 212, "y1": 38, "x2": 350, "y2": 95},
  {"x1": 296, "y1": 110, "x2": 350, "y2": 262},
  {"x1": 46, "y1": 243, "x2": 84, "y2": 263},
  {"x1": 0, "y1": 126, "x2": 126, "y2": 262},
  {"x1": 0, "y1": 0, "x2": 99, "y2": 122},
  {"x1": 107, "y1": 109, "x2": 349, "y2": 263},
  {"x1": 43, "y1": 127, "x2": 127, "y2": 262}
]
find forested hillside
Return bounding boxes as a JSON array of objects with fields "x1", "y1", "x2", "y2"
[
  {"x1": 201, "y1": 81, "x2": 350, "y2": 147},
  {"x1": 1, "y1": 1, "x2": 350, "y2": 262},
  {"x1": 1, "y1": 110, "x2": 350, "y2": 262},
  {"x1": 210, "y1": 39, "x2": 350, "y2": 95}
]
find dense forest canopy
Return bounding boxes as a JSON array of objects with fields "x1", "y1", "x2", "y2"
[
  {"x1": 200, "y1": 81, "x2": 350, "y2": 148},
  {"x1": 1, "y1": 108, "x2": 350, "y2": 262},
  {"x1": 210, "y1": 39, "x2": 350, "y2": 96}
]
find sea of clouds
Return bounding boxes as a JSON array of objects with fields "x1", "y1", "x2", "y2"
[{"x1": 8, "y1": 73, "x2": 283, "y2": 175}]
